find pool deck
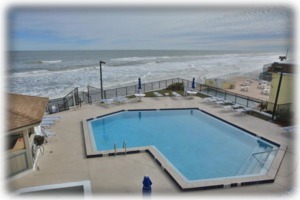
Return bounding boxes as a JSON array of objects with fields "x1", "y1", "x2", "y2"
[{"x1": 7, "y1": 96, "x2": 296, "y2": 197}]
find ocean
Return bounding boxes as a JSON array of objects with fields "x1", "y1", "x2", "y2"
[{"x1": 7, "y1": 50, "x2": 280, "y2": 99}]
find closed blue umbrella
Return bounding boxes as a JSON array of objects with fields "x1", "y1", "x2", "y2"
[
  {"x1": 142, "y1": 175, "x2": 152, "y2": 196},
  {"x1": 192, "y1": 77, "x2": 195, "y2": 89},
  {"x1": 138, "y1": 77, "x2": 142, "y2": 94}
]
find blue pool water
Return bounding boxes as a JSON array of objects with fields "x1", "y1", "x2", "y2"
[{"x1": 88, "y1": 109, "x2": 278, "y2": 181}]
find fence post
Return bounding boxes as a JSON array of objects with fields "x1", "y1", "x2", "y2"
[
  {"x1": 224, "y1": 91, "x2": 227, "y2": 100},
  {"x1": 235, "y1": 93, "x2": 237, "y2": 103},
  {"x1": 246, "y1": 97, "x2": 249, "y2": 107},
  {"x1": 116, "y1": 88, "x2": 118, "y2": 98},
  {"x1": 87, "y1": 85, "x2": 89, "y2": 101}
]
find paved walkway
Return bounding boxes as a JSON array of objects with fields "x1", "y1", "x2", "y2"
[{"x1": 7, "y1": 96, "x2": 296, "y2": 198}]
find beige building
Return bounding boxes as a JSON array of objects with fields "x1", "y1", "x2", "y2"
[
  {"x1": 6, "y1": 93, "x2": 48, "y2": 177},
  {"x1": 265, "y1": 63, "x2": 294, "y2": 113}
]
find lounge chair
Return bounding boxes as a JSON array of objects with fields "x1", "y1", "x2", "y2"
[
  {"x1": 41, "y1": 128, "x2": 55, "y2": 137},
  {"x1": 43, "y1": 116, "x2": 61, "y2": 120},
  {"x1": 153, "y1": 92, "x2": 163, "y2": 98},
  {"x1": 232, "y1": 104, "x2": 243, "y2": 109},
  {"x1": 215, "y1": 100, "x2": 225, "y2": 107},
  {"x1": 243, "y1": 107, "x2": 252, "y2": 114},
  {"x1": 115, "y1": 96, "x2": 128, "y2": 104},
  {"x1": 222, "y1": 105, "x2": 234, "y2": 111},
  {"x1": 172, "y1": 92, "x2": 182, "y2": 97},
  {"x1": 208, "y1": 97, "x2": 218, "y2": 103},
  {"x1": 40, "y1": 120, "x2": 55, "y2": 127},
  {"x1": 40, "y1": 116, "x2": 61, "y2": 126},
  {"x1": 282, "y1": 126, "x2": 296, "y2": 134},
  {"x1": 203, "y1": 97, "x2": 214, "y2": 103},
  {"x1": 235, "y1": 107, "x2": 252, "y2": 115},
  {"x1": 235, "y1": 108, "x2": 246, "y2": 114},
  {"x1": 100, "y1": 99, "x2": 114, "y2": 106},
  {"x1": 223, "y1": 100, "x2": 233, "y2": 105}
]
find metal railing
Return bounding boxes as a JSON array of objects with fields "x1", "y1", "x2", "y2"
[
  {"x1": 46, "y1": 87, "x2": 82, "y2": 114},
  {"x1": 197, "y1": 84, "x2": 265, "y2": 108},
  {"x1": 88, "y1": 78, "x2": 182, "y2": 102},
  {"x1": 45, "y1": 77, "x2": 292, "y2": 117}
]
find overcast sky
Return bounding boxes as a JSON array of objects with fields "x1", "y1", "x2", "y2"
[{"x1": 8, "y1": 6, "x2": 294, "y2": 51}]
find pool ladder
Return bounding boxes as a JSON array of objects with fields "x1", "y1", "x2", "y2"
[{"x1": 113, "y1": 140, "x2": 127, "y2": 156}]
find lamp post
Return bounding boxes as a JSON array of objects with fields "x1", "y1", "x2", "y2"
[
  {"x1": 271, "y1": 69, "x2": 283, "y2": 121},
  {"x1": 99, "y1": 61, "x2": 106, "y2": 99}
]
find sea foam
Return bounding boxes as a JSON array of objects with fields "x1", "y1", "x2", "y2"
[{"x1": 8, "y1": 51, "x2": 281, "y2": 99}]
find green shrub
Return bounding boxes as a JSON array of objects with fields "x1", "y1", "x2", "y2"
[
  {"x1": 276, "y1": 109, "x2": 294, "y2": 125},
  {"x1": 166, "y1": 82, "x2": 184, "y2": 91}
]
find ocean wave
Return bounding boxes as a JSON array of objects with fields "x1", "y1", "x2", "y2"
[
  {"x1": 39, "y1": 60, "x2": 62, "y2": 64},
  {"x1": 8, "y1": 51, "x2": 281, "y2": 98},
  {"x1": 108, "y1": 55, "x2": 188, "y2": 67},
  {"x1": 11, "y1": 70, "x2": 50, "y2": 77},
  {"x1": 10, "y1": 65, "x2": 102, "y2": 77}
]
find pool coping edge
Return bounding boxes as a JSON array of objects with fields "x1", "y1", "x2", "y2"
[{"x1": 81, "y1": 108, "x2": 286, "y2": 191}]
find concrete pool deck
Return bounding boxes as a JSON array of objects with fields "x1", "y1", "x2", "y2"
[{"x1": 7, "y1": 96, "x2": 296, "y2": 197}]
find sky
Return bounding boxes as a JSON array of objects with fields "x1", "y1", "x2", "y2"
[{"x1": 8, "y1": 6, "x2": 294, "y2": 51}]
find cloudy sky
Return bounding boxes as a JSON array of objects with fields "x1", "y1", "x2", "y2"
[{"x1": 8, "y1": 6, "x2": 294, "y2": 51}]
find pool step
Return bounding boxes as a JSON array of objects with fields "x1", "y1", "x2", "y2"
[
  {"x1": 236, "y1": 147, "x2": 272, "y2": 176},
  {"x1": 235, "y1": 146, "x2": 260, "y2": 176}
]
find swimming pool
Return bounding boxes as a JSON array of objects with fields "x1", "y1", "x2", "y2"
[{"x1": 86, "y1": 108, "x2": 281, "y2": 184}]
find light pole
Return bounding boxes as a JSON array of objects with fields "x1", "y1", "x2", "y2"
[
  {"x1": 271, "y1": 71, "x2": 283, "y2": 121},
  {"x1": 99, "y1": 61, "x2": 106, "y2": 99}
]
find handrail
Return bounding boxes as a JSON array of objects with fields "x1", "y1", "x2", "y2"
[
  {"x1": 251, "y1": 149, "x2": 278, "y2": 165},
  {"x1": 251, "y1": 149, "x2": 278, "y2": 157}
]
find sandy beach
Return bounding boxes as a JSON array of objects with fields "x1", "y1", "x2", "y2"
[{"x1": 223, "y1": 76, "x2": 270, "y2": 101}]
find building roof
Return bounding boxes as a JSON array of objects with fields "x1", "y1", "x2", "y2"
[
  {"x1": 7, "y1": 93, "x2": 49, "y2": 132},
  {"x1": 267, "y1": 62, "x2": 294, "y2": 73}
]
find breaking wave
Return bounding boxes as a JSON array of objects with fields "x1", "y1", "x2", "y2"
[{"x1": 8, "y1": 51, "x2": 282, "y2": 99}]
